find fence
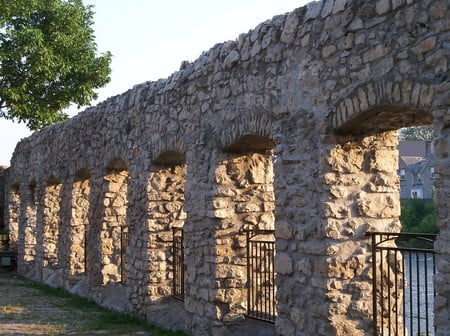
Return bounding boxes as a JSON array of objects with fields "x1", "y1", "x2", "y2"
[
  {"x1": 172, "y1": 227, "x2": 184, "y2": 301},
  {"x1": 247, "y1": 229, "x2": 276, "y2": 323},
  {"x1": 120, "y1": 228, "x2": 129, "y2": 284},
  {"x1": 369, "y1": 232, "x2": 437, "y2": 336}
]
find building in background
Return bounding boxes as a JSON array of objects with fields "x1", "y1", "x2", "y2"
[{"x1": 398, "y1": 141, "x2": 435, "y2": 200}]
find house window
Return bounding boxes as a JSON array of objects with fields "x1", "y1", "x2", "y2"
[
  {"x1": 430, "y1": 167, "x2": 435, "y2": 179},
  {"x1": 411, "y1": 188, "x2": 423, "y2": 199},
  {"x1": 399, "y1": 169, "x2": 406, "y2": 181},
  {"x1": 416, "y1": 173, "x2": 422, "y2": 184},
  {"x1": 400, "y1": 187, "x2": 408, "y2": 199}
]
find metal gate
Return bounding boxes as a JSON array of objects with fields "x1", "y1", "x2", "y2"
[
  {"x1": 369, "y1": 232, "x2": 437, "y2": 336},
  {"x1": 172, "y1": 227, "x2": 184, "y2": 301},
  {"x1": 120, "y1": 227, "x2": 129, "y2": 284},
  {"x1": 247, "y1": 229, "x2": 276, "y2": 323}
]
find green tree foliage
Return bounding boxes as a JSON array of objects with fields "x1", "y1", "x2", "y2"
[
  {"x1": 399, "y1": 125, "x2": 434, "y2": 141},
  {"x1": 400, "y1": 198, "x2": 438, "y2": 234},
  {"x1": 0, "y1": 0, "x2": 111, "y2": 130}
]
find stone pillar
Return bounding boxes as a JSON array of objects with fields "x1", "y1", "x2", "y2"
[
  {"x1": 183, "y1": 148, "x2": 220, "y2": 335},
  {"x1": 125, "y1": 171, "x2": 150, "y2": 316},
  {"x1": 433, "y1": 109, "x2": 450, "y2": 336},
  {"x1": 272, "y1": 137, "x2": 327, "y2": 336},
  {"x1": 86, "y1": 175, "x2": 105, "y2": 288},
  {"x1": 58, "y1": 181, "x2": 74, "y2": 289}
]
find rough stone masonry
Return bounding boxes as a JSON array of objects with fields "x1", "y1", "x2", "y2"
[{"x1": 3, "y1": 0, "x2": 449, "y2": 335}]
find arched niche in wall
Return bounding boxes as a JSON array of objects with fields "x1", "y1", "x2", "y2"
[
  {"x1": 216, "y1": 134, "x2": 277, "y2": 322},
  {"x1": 144, "y1": 150, "x2": 186, "y2": 302},
  {"x1": 101, "y1": 158, "x2": 129, "y2": 285},
  {"x1": 42, "y1": 176, "x2": 62, "y2": 280},
  {"x1": 69, "y1": 168, "x2": 92, "y2": 276},
  {"x1": 22, "y1": 179, "x2": 38, "y2": 274},
  {"x1": 7, "y1": 183, "x2": 21, "y2": 251},
  {"x1": 327, "y1": 101, "x2": 435, "y2": 335},
  {"x1": 223, "y1": 134, "x2": 276, "y2": 154}
]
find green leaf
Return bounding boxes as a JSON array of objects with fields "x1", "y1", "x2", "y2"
[{"x1": 0, "y1": 0, "x2": 111, "y2": 130}]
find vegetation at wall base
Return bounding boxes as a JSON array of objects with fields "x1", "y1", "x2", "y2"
[{"x1": 20, "y1": 277, "x2": 186, "y2": 335}]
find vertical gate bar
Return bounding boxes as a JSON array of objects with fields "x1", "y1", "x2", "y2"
[
  {"x1": 402, "y1": 250, "x2": 406, "y2": 336},
  {"x1": 172, "y1": 228, "x2": 176, "y2": 297},
  {"x1": 381, "y1": 240, "x2": 385, "y2": 336},
  {"x1": 252, "y1": 239, "x2": 255, "y2": 318},
  {"x1": 408, "y1": 251, "x2": 413, "y2": 335},
  {"x1": 253, "y1": 242, "x2": 261, "y2": 318},
  {"x1": 387, "y1": 242, "x2": 391, "y2": 336},
  {"x1": 266, "y1": 242, "x2": 269, "y2": 320},
  {"x1": 372, "y1": 233, "x2": 377, "y2": 336},
  {"x1": 180, "y1": 228, "x2": 184, "y2": 301},
  {"x1": 424, "y1": 251, "x2": 429, "y2": 333},
  {"x1": 252, "y1": 239, "x2": 259, "y2": 317},
  {"x1": 259, "y1": 241, "x2": 262, "y2": 319},
  {"x1": 271, "y1": 241, "x2": 275, "y2": 319},
  {"x1": 247, "y1": 231, "x2": 250, "y2": 316},
  {"x1": 84, "y1": 224, "x2": 88, "y2": 273},
  {"x1": 173, "y1": 229, "x2": 175, "y2": 297},
  {"x1": 394, "y1": 250, "x2": 399, "y2": 336},
  {"x1": 433, "y1": 251, "x2": 436, "y2": 334},
  {"x1": 263, "y1": 242, "x2": 266, "y2": 320},
  {"x1": 416, "y1": 251, "x2": 421, "y2": 334}
]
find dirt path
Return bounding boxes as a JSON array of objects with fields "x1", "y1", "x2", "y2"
[{"x1": 0, "y1": 271, "x2": 182, "y2": 336}]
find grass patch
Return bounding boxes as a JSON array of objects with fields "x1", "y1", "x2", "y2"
[{"x1": 17, "y1": 276, "x2": 186, "y2": 336}]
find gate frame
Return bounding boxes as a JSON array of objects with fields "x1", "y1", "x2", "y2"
[
  {"x1": 369, "y1": 231, "x2": 437, "y2": 336},
  {"x1": 172, "y1": 226, "x2": 184, "y2": 301},
  {"x1": 246, "y1": 229, "x2": 276, "y2": 323}
]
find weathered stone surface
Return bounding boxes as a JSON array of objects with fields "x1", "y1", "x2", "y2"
[{"x1": 3, "y1": 1, "x2": 449, "y2": 335}]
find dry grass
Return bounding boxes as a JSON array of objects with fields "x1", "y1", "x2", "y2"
[{"x1": 0, "y1": 272, "x2": 185, "y2": 336}]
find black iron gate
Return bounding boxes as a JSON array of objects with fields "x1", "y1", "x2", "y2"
[
  {"x1": 120, "y1": 227, "x2": 129, "y2": 284},
  {"x1": 172, "y1": 227, "x2": 184, "y2": 301},
  {"x1": 247, "y1": 229, "x2": 276, "y2": 323},
  {"x1": 370, "y1": 232, "x2": 437, "y2": 336}
]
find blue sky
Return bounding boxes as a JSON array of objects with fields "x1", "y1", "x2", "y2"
[{"x1": 0, "y1": 0, "x2": 309, "y2": 166}]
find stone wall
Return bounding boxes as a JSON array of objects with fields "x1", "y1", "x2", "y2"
[{"x1": 4, "y1": 0, "x2": 449, "y2": 335}]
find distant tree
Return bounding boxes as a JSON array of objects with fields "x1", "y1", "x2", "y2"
[
  {"x1": 399, "y1": 125, "x2": 434, "y2": 141},
  {"x1": 400, "y1": 198, "x2": 438, "y2": 234},
  {"x1": 0, "y1": 0, "x2": 111, "y2": 130}
]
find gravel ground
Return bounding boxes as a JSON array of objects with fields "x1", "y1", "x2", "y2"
[{"x1": 0, "y1": 270, "x2": 179, "y2": 336}]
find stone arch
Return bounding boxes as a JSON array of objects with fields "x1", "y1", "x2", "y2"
[
  {"x1": 106, "y1": 157, "x2": 128, "y2": 173},
  {"x1": 152, "y1": 135, "x2": 185, "y2": 164},
  {"x1": 219, "y1": 114, "x2": 276, "y2": 151},
  {"x1": 153, "y1": 150, "x2": 186, "y2": 166},
  {"x1": 69, "y1": 168, "x2": 92, "y2": 276},
  {"x1": 333, "y1": 78, "x2": 435, "y2": 134}
]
